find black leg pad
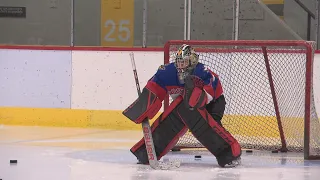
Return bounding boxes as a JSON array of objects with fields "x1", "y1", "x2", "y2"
[
  {"x1": 130, "y1": 97, "x2": 188, "y2": 164},
  {"x1": 176, "y1": 103, "x2": 241, "y2": 167}
]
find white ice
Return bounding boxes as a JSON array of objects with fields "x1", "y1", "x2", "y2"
[{"x1": 0, "y1": 126, "x2": 320, "y2": 180}]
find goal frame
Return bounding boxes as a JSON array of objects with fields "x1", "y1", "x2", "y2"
[{"x1": 163, "y1": 40, "x2": 319, "y2": 160}]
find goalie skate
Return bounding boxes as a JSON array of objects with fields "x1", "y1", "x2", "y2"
[{"x1": 222, "y1": 157, "x2": 241, "y2": 168}]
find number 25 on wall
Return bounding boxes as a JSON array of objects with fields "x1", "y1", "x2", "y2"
[{"x1": 103, "y1": 19, "x2": 132, "y2": 43}]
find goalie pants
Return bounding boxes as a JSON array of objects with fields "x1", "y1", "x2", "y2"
[
  {"x1": 206, "y1": 95, "x2": 226, "y2": 127},
  {"x1": 130, "y1": 95, "x2": 240, "y2": 166}
]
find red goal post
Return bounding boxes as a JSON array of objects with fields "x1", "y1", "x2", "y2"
[{"x1": 163, "y1": 40, "x2": 320, "y2": 160}]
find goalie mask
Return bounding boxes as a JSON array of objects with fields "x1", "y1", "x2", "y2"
[{"x1": 175, "y1": 44, "x2": 199, "y2": 84}]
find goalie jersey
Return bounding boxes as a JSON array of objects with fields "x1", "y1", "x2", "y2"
[{"x1": 147, "y1": 62, "x2": 223, "y2": 103}]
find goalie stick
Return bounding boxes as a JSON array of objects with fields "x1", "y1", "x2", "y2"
[{"x1": 129, "y1": 52, "x2": 180, "y2": 170}]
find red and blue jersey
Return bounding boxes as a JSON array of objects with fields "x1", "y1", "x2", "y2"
[{"x1": 145, "y1": 62, "x2": 223, "y2": 103}]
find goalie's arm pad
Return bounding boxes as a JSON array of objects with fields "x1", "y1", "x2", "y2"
[{"x1": 122, "y1": 81, "x2": 166, "y2": 124}]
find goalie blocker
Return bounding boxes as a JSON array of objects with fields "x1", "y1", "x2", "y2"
[
  {"x1": 123, "y1": 86, "x2": 241, "y2": 167},
  {"x1": 122, "y1": 82, "x2": 165, "y2": 124}
]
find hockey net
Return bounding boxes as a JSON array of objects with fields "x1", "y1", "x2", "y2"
[{"x1": 164, "y1": 40, "x2": 320, "y2": 159}]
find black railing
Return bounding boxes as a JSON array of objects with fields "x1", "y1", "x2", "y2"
[{"x1": 294, "y1": 0, "x2": 315, "y2": 40}]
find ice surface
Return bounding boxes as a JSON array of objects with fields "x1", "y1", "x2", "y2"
[{"x1": 0, "y1": 126, "x2": 320, "y2": 180}]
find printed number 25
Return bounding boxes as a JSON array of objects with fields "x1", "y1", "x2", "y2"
[{"x1": 104, "y1": 20, "x2": 130, "y2": 42}]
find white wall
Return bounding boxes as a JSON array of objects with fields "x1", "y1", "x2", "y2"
[
  {"x1": 0, "y1": 49, "x2": 72, "y2": 108},
  {"x1": 71, "y1": 51, "x2": 163, "y2": 110}
]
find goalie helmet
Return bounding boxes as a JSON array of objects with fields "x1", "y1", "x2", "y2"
[{"x1": 175, "y1": 44, "x2": 199, "y2": 84}]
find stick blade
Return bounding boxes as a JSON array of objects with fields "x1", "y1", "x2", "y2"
[{"x1": 150, "y1": 160, "x2": 181, "y2": 170}]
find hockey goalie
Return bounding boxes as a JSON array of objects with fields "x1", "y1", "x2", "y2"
[{"x1": 122, "y1": 44, "x2": 242, "y2": 167}]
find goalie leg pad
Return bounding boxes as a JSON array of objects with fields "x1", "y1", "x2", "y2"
[
  {"x1": 175, "y1": 103, "x2": 241, "y2": 167},
  {"x1": 130, "y1": 97, "x2": 188, "y2": 164},
  {"x1": 215, "y1": 143, "x2": 242, "y2": 167},
  {"x1": 122, "y1": 87, "x2": 162, "y2": 124}
]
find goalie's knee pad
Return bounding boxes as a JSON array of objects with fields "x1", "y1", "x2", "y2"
[
  {"x1": 130, "y1": 96, "x2": 188, "y2": 164},
  {"x1": 176, "y1": 102, "x2": 241, "y2": 167}
]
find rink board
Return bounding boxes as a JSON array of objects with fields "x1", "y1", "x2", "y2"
[{"x1": 0, "y1": 46, "x2": 319, "y2": 139}]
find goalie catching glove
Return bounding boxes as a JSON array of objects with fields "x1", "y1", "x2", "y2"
[{"x1": 183, "y1": 75, "x2": 209, "y2": 109}]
